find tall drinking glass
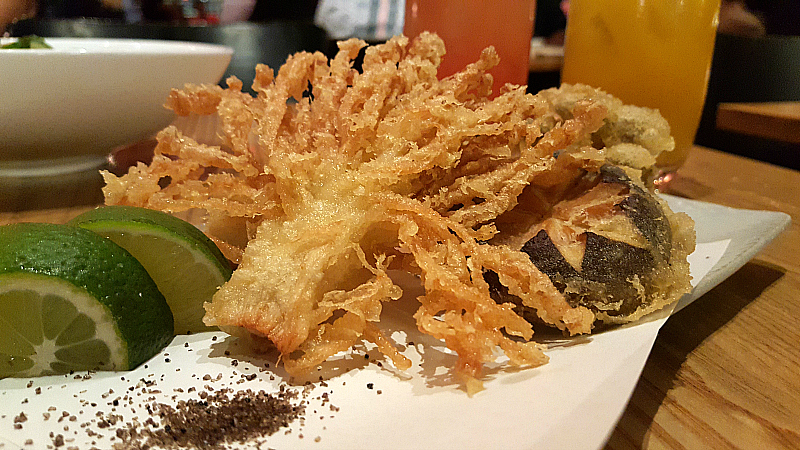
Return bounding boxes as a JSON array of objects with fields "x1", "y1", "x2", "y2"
[
  {"x1": 561, "y1": 0, "x2": 721, "y2": 178},
  {"x1": 404, "y1": 0, "x2": 537, "y2": 93}
]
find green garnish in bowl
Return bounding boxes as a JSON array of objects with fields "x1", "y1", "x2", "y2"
[{"x1": 1, "y1": 35, "x2": 52, "y2": 49}]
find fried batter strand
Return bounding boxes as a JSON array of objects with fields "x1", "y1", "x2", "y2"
[{"x1": 102, "y1": 32, "x2": 693, "y2": 392}]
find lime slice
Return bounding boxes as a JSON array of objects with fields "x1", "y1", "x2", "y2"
[
  {"x1": 0, "y1": 223, "x2": 174, "y2": 378},
  {"x1": 69, "y1": 206, "x2": 233, "y2": 334}
]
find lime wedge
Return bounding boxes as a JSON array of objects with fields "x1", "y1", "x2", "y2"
[
  {"x1": 69, "y1": 206, "x2": 233, "y2": 334},
  {"x1": 0, "y1": 223, "x2": 174, "y2": 378}
]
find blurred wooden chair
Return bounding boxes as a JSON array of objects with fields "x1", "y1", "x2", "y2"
[
  {"x1": 695, "y1": 32, "x2": 800, "y2": 170},
  {"x1": 10, "y1": 18, "x2": 332, "y2": 93}
]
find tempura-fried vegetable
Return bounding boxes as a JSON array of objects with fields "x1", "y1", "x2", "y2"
[
  {"x1": 488, "y1": 164, "x2": 694, "y2": 325},
  {"x1": 102, "y1": 33, "x2": 694, "y2": 393}
]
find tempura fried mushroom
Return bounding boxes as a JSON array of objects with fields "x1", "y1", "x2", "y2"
[
  {"x1": 102, "y1": 32, "x2": 695, "y2": 393},
  {"x1": 488, "y1": 164, "x2": 694, "y2": 325}
]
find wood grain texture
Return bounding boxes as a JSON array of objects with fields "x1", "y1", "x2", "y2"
[
  {"x1": 716, "y1": 102, "x2": 800, "y2": 144},
  {"x1": 608, "y1": 146, "x2": 800, "y2": 450}
]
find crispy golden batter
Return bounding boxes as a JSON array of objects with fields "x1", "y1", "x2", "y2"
[{"x1": 102, "y1": 33, "x2": 694, "y2": 392}]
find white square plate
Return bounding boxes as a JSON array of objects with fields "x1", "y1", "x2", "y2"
[{"x1": 0, "y1": 196, "x2": 790, "y2": 450}]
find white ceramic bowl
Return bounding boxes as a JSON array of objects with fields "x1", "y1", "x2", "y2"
[{"x1": 0, "y1": 37, "x2": 232, "y2": 176}]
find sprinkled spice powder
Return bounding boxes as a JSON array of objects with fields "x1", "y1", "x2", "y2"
[
  {"x1": 110, "y1": 387, "x2": 304, "y2": 449},
  {"x1": 0, "y1": 335, "x2": 341, "y2": 449}
]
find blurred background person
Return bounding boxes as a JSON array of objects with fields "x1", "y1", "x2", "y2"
[{"x1": 313, "y1": 0, "x2": 401, "y2": 42}]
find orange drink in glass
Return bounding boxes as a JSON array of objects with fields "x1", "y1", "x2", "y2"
[
  {"x1": 404, "y1": 0, "x2": 537, "y2": 93},
  {"x1": 561, "y1": 0, "x2": 721, "y2": 174}
]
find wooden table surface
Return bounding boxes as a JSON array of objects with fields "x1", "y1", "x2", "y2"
[
  {"x1": 1, "y1": 146, "x2": 798, "y2": 449},
  {"x1": 608, "y1": 146, "x2": 800, "y2": 449},
  {"x1": 716, "y1": 101, "x2": 800, "y2": 144}
]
